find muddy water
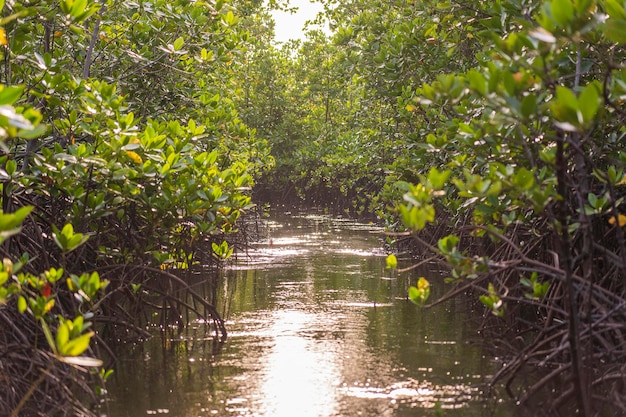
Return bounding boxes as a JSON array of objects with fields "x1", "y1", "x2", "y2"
[{"x1": 105, "y1": 211, "x2": 513, "y2": 417}]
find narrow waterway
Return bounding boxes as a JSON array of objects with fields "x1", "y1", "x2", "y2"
[{"x1": 105, "y1": 211, "x2": 512, "y2": 417}]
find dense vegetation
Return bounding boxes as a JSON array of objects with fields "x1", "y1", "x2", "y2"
[
  {"x1": 1, "y1": 0, "x2": 625, "y2": 415},
  {"x1": 0, "y1": 0, "x2": 274, "y2": 415},
  {"x1": 246, "y1": 0, "x2": 626, "y2": 415}
]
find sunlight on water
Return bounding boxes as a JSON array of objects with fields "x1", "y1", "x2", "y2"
[
  {"x1": 106, "y1": 212, "x2": 512, "y2": 417},
  {"x1": 335, "y1": 248, "x2": 385, "y2": 257},
  {"x1": 219, "y1": 214, "x2": 497, "y2": 416},
  {"x1": 339, "y1": 378, "x2": 476, "y2": 409},
  {"x1": 339, "y1": 302, "x2": 394, "y2": 308},
  {"x1": 254, "y1": 310, "x2": 340, "y2": 417}
]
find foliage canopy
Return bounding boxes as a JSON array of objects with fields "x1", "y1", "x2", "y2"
[{"x1": 248, "y1": 0, "x2": 626, "y2": 414}]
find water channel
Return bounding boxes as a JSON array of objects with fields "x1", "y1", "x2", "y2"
[{"x1": 105, "y1": 211, "x2": 514, "y2": 417}]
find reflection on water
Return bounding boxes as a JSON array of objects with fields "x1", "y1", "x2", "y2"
[
  {"x1": 254, "y1": 309, "x2": 340, "y2": 417},
  {"x1": 105, "y1": 211, "x2": 512, "y2": 417}
]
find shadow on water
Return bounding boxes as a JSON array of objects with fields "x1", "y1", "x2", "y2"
[{"x1": 104, "y1": 210, "x2": 516, "y2": 417}]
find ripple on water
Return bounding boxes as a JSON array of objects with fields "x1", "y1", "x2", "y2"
[
  {"x1": 339, "y1": 377, "x2": 477, "y2": 409},
  {"x1": 105, "y1": 212, "x2": 510, "y2": 417}
]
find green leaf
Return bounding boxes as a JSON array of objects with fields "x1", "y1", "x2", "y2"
[
  {"x1": 18, "y1": 124, "x2": 47, "y2": 139},
  {"x1": 479, "y1": 294, "x2": 493, "y2": 308},
  {"x1": 40, "y1": 318, "x2": 58, "y2": 354},
  {"x1": 467, "y1": 70, "x2": 487, "y2": 96},
  {"x1": 400, "y1": 204, "x2": 435, "y2": 231},
  {"x1": 70, "y1": 0, "x2": 87, "y2": 19},
  {"x1": 408, "y1": 277, "x2": 430, "y2": 306},
  {"x1": 578, "y1": 83, "x2": 600, "y2": 123},
  {"x1": 71, "y1": 315, "x2": 85, "y2": 337},
  {"x1": 60, "y1": 0, "x2": 71, "y2": 14},
  {"x1": 53, "y1": 223, "x2": 89, "y2": 252},
  {"x1": 551, "y1": 0, "x2": 575, "y2": 26},
  {"x1": 0, "y1": 206, "x2": 33, "y2": 231},
  {"x1": 56, "y1": 321, "x2": 70, "y2": 350},
  {"x1": 17, "y1": 295, "x2": 27, "y2": 313},
  {"x1": 223, "y1": 10, "x2": 238, "y2": 26},
  {"x1": 520, "y1": 277, "x2": 533, "y2": 288},
  {"x1": 480, "y1": 283, "x2": 505, "y2": 316},
  {"x1": 502, "y1": 71, "x2": 516, "y2": 96},
  {"x1": 427, "y1": 167, "x2": 451, "y2": 190},
  {"x1": 212, "y1": 241, "x2": 232, "y2": 259},
  {"x1": 608, "y1": 165, "x2": 619, "y2": 183},
  {"x1": 75, "y1": 3, "x2": 101, "y2": 22},
  {"x1": 533, "y1": 281, "x2": 550, "y2": 298},
  {"x1": 602, "y1": 18, "x2": 626, "y2": 43},
  {"x1": 512, "y1": 168, "x2": 535, "y2": 190},
  {"x1": 438, "y1": 235, "x2": 459, "y2": 254},
  {"x1": 552, "y1": 86, "x2": 580, "y2": 126},
  {"x1": 385, "y1": 254, "x2": 397, "y2": 269},
  {"x1": 0, "y1": 85, "x2": 24, "y2": 105},
  {"x1": 0, "y1": 10, "x2": 28, "y2": 26},
  {"x1": 605, "y1": 0, "x2": 626, "y2": 19},
  {"x1": 556, "y1": 86, "x2": 578, "y2": 110},
  {"x1": 173, "y1": 37, "x2": 184, "y2": 51},
  {"x1": 58, "y1": 332, "x2": 93, "y2": 356},
  {"x1": 520, "y1": 94, "x2": 537, "y2": 118},
  {"x1": 5, "y1": 159, "x2": 15, "y2": 176},
  {"x1": 574, "y1": 0, "x2": 593, "y2": 13}
]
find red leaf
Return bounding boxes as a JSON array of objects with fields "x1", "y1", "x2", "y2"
[{"x1": 42, "y1": 283, "x2": 51, "y2": 298}]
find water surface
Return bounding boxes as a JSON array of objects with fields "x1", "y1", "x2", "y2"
[{"x1": 106, "y1": 212, "x2": 511, "y2": 417}]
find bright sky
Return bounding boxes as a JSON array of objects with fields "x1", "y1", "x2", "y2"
[{"x1": 270, "y1": 0, "x2": 326, "y2": 43}]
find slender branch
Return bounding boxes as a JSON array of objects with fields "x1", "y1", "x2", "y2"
[
  {"x1": 555, "y1": 130, "x2": 591, "y2": 417},
  {"x1": 83, "y1": 1, "x2": 106, "y2": 79},
  {"x1": 397, "y1": 255, "x2": 439, "y2": 273},
  {"x1": 10, "y1": 364, "x2": 50, "y2": 417}
]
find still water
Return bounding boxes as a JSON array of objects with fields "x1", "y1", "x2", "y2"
[{"x1": 106, "y1": 212, "x2": 512, "y2": 417}]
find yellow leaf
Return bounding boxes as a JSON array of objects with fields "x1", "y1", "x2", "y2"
[
  {"x1": 0, "y1": 27, "x2": 7, "y2": 46},
  {"x1": 417, "y1": 276, "x2": 430, "y2": 290},
  {"x1": 125, "y1": 150, "x2": 142, "y2": 164},
  {"x1": 617, "y1": 175, "x2": 626, "y2": 186},
  {"x1": 608, "y1": 213, "x2": 626, "y2": 227},
  {"x1": 43, "y1": 299, "x2": 55, "y2": 314}
]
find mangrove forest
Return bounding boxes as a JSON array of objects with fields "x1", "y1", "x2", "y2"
[{"x1": 0, "y1": 0, "x2": 625, "y2": 416}]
